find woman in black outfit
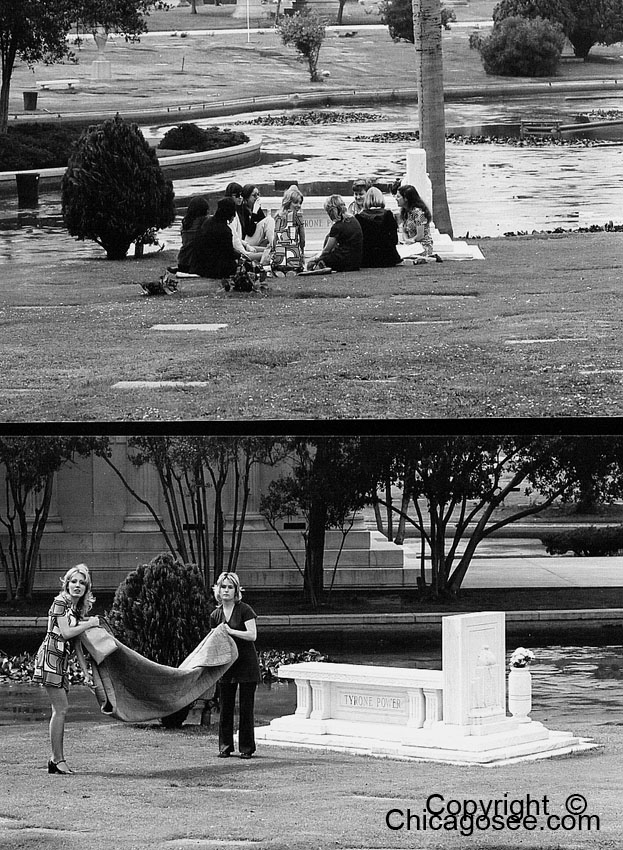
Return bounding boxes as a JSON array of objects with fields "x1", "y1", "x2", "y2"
[
  {"x1": 210, "y1": 571, "x2": 261, "y2": 759},
  {"x1": 355, "y1": 187, "x2": 401, "y2": 268},
  {"x1": 190, "y1": 197, "x2": 239, "y2": 279}
]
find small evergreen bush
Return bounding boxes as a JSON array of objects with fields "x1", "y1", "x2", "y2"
[
  {"x1": 61, "y1": 115, "x2": 176, "y2": 260},
  {"x1": 158, "y1": 123, "x2": 249, "y2": 151},
  {"x1": 539, "y1": 526, "x2": 623, "y2": 556},
  {"x1": 107, "y1": 553, "x2": 213, "y2": 727},
  {"x1": 470, "y1": 15, "x2": 564, "y2": 76},
  {"x1": 107, "y1": 552, "x2": 212, "y2": 667}
]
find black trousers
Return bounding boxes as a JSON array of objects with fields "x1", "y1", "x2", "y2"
[{"x1": 218, "y1": 681, "x2": 257, "y2": 755}]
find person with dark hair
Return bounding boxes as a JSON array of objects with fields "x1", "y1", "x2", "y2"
[
  {"x1": 307, "y1": 194, "x2": 363, "y2": 272},
  {"x1": 395, "y1": 183, "x2": 434, "y2": 256},
  {"x1": 190, "y1": 197, "x2": 239, "y2": 279},
  {"x1": 175, "y1": 195, "x2": 210, "y2": 273},
  {"x1": 224, "y1": 181, "x2": 252, "y2": 258},
  {"x1": 355, "y1": 186, "x2": 401, "y2": 268},
  {"x1": 239, "y1": 184, "x2": 274, "y2": 262},
  {"x1": 347, "y1": 178, "x2": 371, "y2": 216}
]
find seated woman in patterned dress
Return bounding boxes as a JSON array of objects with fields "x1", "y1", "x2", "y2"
[
  {"x1": 33, "y1": 564, "x2": 100, "y2": 774},
  {"x1": 395, "y1": 183, "x2": 434, "y2": 257}
]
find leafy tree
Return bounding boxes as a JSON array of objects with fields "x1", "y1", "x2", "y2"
[
  {"x1": 259, "y1": 438, "x2": 369, "y2": 609},
  {"x1": 278, "y1": 9, "x2": 326, "y2": 82},
  {"x1": 0, "y1": 0, "x2": 161, "y2": 135},
  {"x1": 76, "y1": 0, "x2": 160, "y2": 38},
  {"x1": 380, "y1": 0, "x2": 456, "y2": 43},
  {"x1": 0, "y1": 436, "x2": 107, "y2": 601},
  {"x1": 62, "y1": 115, "x2": 176, "y2": 260},
  {"x1": 470, "y1": 15, "x2": 565, "y2": 76},
  {"x1": 102, "y1": 436, "x2": 283, "y2": 586},
  {"x1": 0, "y1": 0, "x2": 75, "y2": 135},
  {"x1": 492, "y1": 0, "x2": 623, "y2": 59},
  {"x1": 362, "y1": 435, "x2": 623, "y2": 598}
]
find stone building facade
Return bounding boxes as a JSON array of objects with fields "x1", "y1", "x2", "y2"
[{"x1": 1, "y1": 437, "x2": 410, "y2": 595}]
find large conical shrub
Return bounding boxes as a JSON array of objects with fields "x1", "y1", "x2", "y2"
[
  {"x1": 107, "y1": 552, "x2": 212, "y2": 668},
  {"x1": 61, "y1": 115, "x2": 176, "y2": 260},
  {"x1": 107, "y1": 553, "x2": 213, "y2": 727}
]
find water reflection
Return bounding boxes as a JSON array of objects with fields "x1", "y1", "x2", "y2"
[
  {"x1": 2, "y1": 645, "x2": 621, "y2": 729},
  {"x1": 2, "y1": 98, "x2": 623, "y2": 266}
]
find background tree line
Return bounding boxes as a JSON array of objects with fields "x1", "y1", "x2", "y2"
[{"x1": 3, "y1": 434, "x2": 623, "y2": 608}]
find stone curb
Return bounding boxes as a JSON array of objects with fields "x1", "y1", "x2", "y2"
[{"x1": 2, "y1": 608, "x2": 622, "y2": 639}]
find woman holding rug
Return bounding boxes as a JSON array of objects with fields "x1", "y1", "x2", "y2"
[
  {"x1": 33, "y1": 564, "x2": 100, "y2": 774},
  {"x1": 209, "y1": 571, "x2": 261, "y2": 759}
]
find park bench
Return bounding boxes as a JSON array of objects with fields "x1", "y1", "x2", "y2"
[
  {"x1": 37, "y1": 78, "x2": 80, "y2": 91},
  {"x1": 520, "y1": 118, "x2": 562, "y2": 138}
]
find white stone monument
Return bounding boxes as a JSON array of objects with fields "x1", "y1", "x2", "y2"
[
  {"x1": 91, "y1": 31, "x2": 112, "y2": 82},
  {"x1": 403, "y1": 147, "x2": 484, "y2": 261},
  {"x1": 255, "y1": 611, "x2": 596, "y2": 764}
]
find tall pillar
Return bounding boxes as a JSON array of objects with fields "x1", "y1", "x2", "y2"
[{"x1": 121, "y1": 442, "x2": 162, "y2": 532}]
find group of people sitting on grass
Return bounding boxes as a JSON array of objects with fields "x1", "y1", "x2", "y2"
[{"x1": 168, "y1": 176, "x2": 437, "y2": 291}]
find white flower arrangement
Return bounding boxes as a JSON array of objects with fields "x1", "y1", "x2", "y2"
[{"x1": 509, "y1": 647, "x2": 535, "y2": 669}]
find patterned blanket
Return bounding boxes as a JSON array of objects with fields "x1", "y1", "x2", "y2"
[{"x1": 80, "y1": 622, "x2": 238, "y2": 723}]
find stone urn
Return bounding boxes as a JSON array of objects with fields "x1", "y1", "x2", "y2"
[
  {"x1": 94, "y1": 30, "x2": 108, "y2": 53},
  {"x1": 508, "y1": 666, "x2": 532, "y2": 722}
]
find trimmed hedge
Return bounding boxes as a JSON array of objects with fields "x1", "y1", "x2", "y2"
[
  {"x1": 539, "y1": 526, "x2": 623, "y2": 556},
  {"x1": 0, "y1": 122, "x2": 249, "y2": 172}
]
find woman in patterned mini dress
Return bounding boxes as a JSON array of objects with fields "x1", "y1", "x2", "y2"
[{"x1": 33, "y1": 564, "x2": 100, "y2": 774}]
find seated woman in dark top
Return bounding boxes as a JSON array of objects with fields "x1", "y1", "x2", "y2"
[
  {"x1": 307, "y1": 194, "x2": 363, "y2": 272},
  {"x1": 190, "y1": 197, "x2": 239, "y2": 279},
  {"x1": 355, "y1": 187, "x2": 401, "y2": 268},
  {"x1": 167, "y1": 195, "x2": 209, "y2": 274}
]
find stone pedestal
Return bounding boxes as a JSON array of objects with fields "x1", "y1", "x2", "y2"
[{"x1": 91, "y1": 59, "x2": 112, "y2": 81}]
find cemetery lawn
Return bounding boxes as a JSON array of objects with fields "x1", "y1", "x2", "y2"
[
  {"x1": 1, "y1": 716, "x2": 621, "y2": 850},
  {"x1": 2, "y1": 229, "x2": 623, "y2": 420}
]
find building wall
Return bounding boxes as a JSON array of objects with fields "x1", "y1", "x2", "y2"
[{"x1": 0, "y1": 437, "x2": 409, "y2": 594}]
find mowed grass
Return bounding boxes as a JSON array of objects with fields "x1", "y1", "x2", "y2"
[{"x1": 2, "y1": 230, "x2": 622, "y2": 421}]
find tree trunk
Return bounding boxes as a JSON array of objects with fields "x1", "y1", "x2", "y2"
[
  {"x1": 337, "y1": 0, "x2": 346, "y2": 25},
  {"x1": 412, "y1": 0, "x2": 453, "y2": 236},
  {"x1": 305, "y1": 495, "x2": 326, "y2": 608}
]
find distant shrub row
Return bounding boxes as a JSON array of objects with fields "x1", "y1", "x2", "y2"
[
  {"x1": 0, "y1": 123, "x2": 92, "y2": 171},
  {"x1": 0, "y1": 122, "x2": 249, "y2": 172},
  {"x1": 540, "y1": 526, "x2": 623, "y2": 556}
]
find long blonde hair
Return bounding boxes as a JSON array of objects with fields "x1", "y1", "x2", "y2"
[{"x1": 60, "y1": 564, "x2": 95, "y2": 617}]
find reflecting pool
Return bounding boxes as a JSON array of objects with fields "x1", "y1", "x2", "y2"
[
  {"x1": 2, "y1": 98, "x2": 623, "y2": 267},
  {"x1": 2, "y1": 645, "x2": 621, "y2": 730}
]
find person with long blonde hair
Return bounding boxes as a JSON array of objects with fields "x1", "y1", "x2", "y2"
[{"x1": 33, "y1": 564, "x2": 100, "y2": 774}]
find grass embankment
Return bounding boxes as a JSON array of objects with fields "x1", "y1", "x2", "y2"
[
  {"x1": 2, "y1": 230, "x2": 623, "y2": 419},
  {"x1": 2, "y1": 714, "x2": 622, "y2": 850}
]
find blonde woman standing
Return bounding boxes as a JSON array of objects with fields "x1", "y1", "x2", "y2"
[
  {"x1": 33, "y1": 564, "x2": 99, "y2": 774},
  {"x1": 210, "y1": 572, "x2": 260, "y2": 759}
]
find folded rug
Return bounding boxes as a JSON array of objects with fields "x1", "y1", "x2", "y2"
[{"x1": 80, "y1": 622, "x2": 238, "y2": 723}]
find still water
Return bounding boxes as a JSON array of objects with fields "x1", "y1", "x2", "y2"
[
  {"x1": 1, "y1": 97, "x2": 623, "y2": 266},
  {"x1": 2, "y1": 645, "x2": 621, "y2": 729}
]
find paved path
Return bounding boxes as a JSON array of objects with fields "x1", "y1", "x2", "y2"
[{"x1": 400, "y1": 541, "x2": 623, "y2": 588}]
